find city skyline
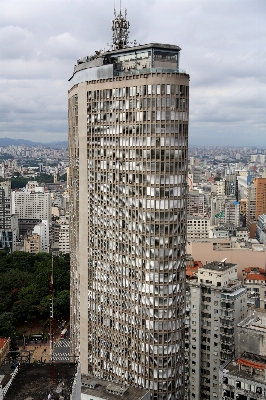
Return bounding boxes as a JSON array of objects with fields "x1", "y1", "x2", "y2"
[{"x1": 0, "y1": 0, "x2": 265, "y2": 147}]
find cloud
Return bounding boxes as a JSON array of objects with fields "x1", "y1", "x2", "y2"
[{"x1": 0, "y1": 0, "x2": 265, "y2": 146}]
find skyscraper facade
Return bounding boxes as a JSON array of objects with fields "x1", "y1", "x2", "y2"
[{"x1": 69, "y1": 10, "x2": 189, "y2": 399}]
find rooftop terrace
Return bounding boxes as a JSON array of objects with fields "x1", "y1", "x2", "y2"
[{"x1": 3, "y1": 363, "x2": 78, "y2": 400}]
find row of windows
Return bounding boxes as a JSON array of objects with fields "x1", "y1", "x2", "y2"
[
  {"x1": 88, "y1": 111, "x2": 188, "y2": 124},
  {"x1": 89, "y1": 123, "x2": 188, "y2": 136},
  {"x1": 88, "y1": 84, "x2": 189, "y2": 100},
  {"x1": 89, "y1": 148, "x2": 186, "y2": 159},
  {"x1": 88, "y1": 97, "x2": 188, "y2": 111}
]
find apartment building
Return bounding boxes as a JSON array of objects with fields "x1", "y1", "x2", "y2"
[
  {"x1": 0, "y1": 181, "x2": 18, "y2": 251},
  {"x1": 188, "y1": 190, "x2": 206, "y2": 216},
  {"x1": 220, "y1": 309, "x2": 266, "y2": 400},
  {"x1": 68, "y1": 9, "x2": 189, "y2": 399},
  {"x1": 242, "y1": 267, "x2": 266, "y2": 309},
  {"x1": 187, "y1": 215, "x2": 210, "y2": 240},
  {"x1": 24, "y1": 233, "x2": 41, "y2": 254},
  {"x1": 185, "y1": 261, "x2": 247, "y2": 400},
  {"x1": 256, "y1": 214, "x2": 266, "y2": 244},
  {"x1": 59, "y1": 222, "x2": 70, "y2": 254},
  {"x1": 210, "y1": 196, "x2": 240, "y2": 227},
  {"x1": 32, "y1": 220, "x2": 49, "y2": 253},
  {"x1": 254, "y1": 177, "x2": 266, "y2": 219},
  {"x1": 11, "y1": 191, "x2": 51, "y2": 221}
]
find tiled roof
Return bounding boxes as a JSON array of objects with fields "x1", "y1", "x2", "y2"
[
  {"x1": 244, "y1": 267, "x2": 265, "y2": 273},
  {"x1": 246, "y1": 273, "x2": 266, "y2": 281}
]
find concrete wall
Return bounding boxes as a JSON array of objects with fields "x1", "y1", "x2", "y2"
[
  {"x1": 187, "y1": 241, "x2": 266, "y2": 279},
  {"x1": 78, "y1": 82, "x2": 89, "y2": 374},
  {"x1": 237, "y1": 325, "x2": 266, "y2": 358}
]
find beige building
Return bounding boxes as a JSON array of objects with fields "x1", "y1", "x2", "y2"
[
  {"x1": 59, "y1": 221, "x2": 69, "y2": 254},
  {"x1": 69, "y1": 10, "x2": 189, "y2": 400},
  {"x1": 187, "y1": 215, "x2": 210, "y2": 240},
  {"x1": 24, "y1": 233, "x2": 40, "y2": 254}
]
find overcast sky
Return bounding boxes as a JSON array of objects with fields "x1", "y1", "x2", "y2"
[{"x1": 0, "y1": 0, "x2": 265, "y2": 146}]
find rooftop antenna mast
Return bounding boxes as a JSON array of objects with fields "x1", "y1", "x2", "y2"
[{"x1": 112, "y1": 0, "x2": 130, "y2": 50}]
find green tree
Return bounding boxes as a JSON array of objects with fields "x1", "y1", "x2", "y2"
[
  {"x1": 54, "y1": 290, "x2": 70, "y2": 317},
  {"x1": 0, "y1": 312, "x2": 16, "y2": 338}
]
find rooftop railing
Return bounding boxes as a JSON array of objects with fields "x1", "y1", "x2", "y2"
[{"x1": 115, "y1": 67, "x2": 186, "y2": 76}]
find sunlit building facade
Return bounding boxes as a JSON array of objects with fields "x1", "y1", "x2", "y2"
[{"x1": 69, "y1": 10, "x2": 189, "y2": 400}]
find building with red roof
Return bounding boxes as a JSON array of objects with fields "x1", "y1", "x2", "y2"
[{"x1": 242, "y1": 267, "x2": 266, "y2": 309}]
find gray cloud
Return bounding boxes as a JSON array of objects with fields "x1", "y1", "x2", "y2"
[{"x1": 0, "y1": 0, "x2": 265, "y2": 146}]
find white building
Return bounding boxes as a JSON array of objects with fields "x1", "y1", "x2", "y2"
[
  {"x1": 11, "y1": 191, "x2": 51, "y2": 221},
  {"x1": 33, "y1": 220, "x2": 49, "y2": 253},
  {"x1": 185, "y1": 261, "x2": 247, "y2": 400},
  {"x1": 25, "y1": 181, "x2": 40, "y2": 193}
]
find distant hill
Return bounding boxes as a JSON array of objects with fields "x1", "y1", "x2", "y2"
[{"x1": 0, "y1": 137, "x2": 68, "y2": 149}]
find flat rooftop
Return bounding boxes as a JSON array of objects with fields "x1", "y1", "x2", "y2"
[
  {"x1": 200, "y1": 261, "x2": 237, "y2": 272},
  {"x1": 81, "y1": 376, "x2": 150, "y2": 400},
  {"x1": 224, "y1": 354, "x2": 266, "y2": 385},
  {"x1": 4, "y1": 363, "x2": 77, "y2": 400},
  {"x1": 238, "y1": 309, "x2": 266, "y2": 331}
]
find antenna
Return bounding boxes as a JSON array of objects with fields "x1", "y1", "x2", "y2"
[
  {"x1": 50, "y1": 254, "x2": 54, "y2": 383},
  {"x1": 111, "y1": 2, "x2": 130, "y2": 50}
]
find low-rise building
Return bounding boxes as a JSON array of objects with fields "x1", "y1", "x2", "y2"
[
  {"x1": 220, "y1": 352, "x2": 266, "y2": 400},
  {"x1": 236, "y1": 309, "x2": 266, "y2": 358}
]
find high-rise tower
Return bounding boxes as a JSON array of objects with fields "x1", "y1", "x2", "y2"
[{"x1": 69, "y1": 9, "x2": 189, "y2": 399}]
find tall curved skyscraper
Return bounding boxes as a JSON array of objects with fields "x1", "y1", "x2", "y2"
[{"x1": 69, "y1": 10, "x2": 189, "y2": 399}]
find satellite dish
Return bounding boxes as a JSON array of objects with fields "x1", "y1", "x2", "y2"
[{"x1": 221, "y1": 258, "x2": 227, "y2": 263}]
